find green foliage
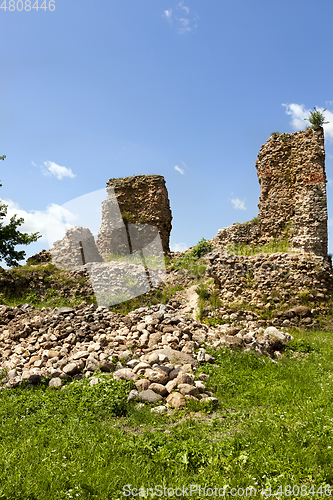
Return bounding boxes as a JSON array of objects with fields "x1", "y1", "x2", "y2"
[
  {"x1": 0, "y1": 203, "x2": 41, "y2": 267},
  {"x1": 250, "y1": 216, "x2": 259, "y2": 225},
  {"x1": 120, "y1": 210, "x2": 135, "y2": 223},
  {"x1": 172, "y1": 254, "x2": 207, "y2": 280},
  {"x1": 189, "y1": 237, "x2": 213, "y2": 259},
  {"x1": 270, "y1": 131, "x2": 280, "y2": 138},
  {"x1": 286, "y1": 338, "x2": 319, "y2": 354},
  {"x1": 304, "y1": 106, "x2": 329, "y2": 129},
  {"x1": 0, "y1": 156, "x2": 41, "y2": 267},
  {"x1": 195, "y1": 281, "x2": 221, "y2": 321},
  {"x1": 171, "y1": 238, "x2": 212, "y2": 282},
  {"x1": 227, "y1": 237, "x2": 289, "y2": 256}
]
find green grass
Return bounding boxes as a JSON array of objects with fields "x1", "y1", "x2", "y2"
[
  {"x1": 1, "y1": 328, "x2": 333, "y2": 497},
  {"x1": 227, "y1": 238, "x2": 290, "y2": 256}
]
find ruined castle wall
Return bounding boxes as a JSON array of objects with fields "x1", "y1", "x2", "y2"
[
  {"x1": 257, "y1": 127, "x2": 327, "y2": 255},
  {"x1": 215, "y1": 128, "x2": 328, "y2": 256},
  {"x1": 206, "y1": 249, "x2": 333, "y2": 328},
  {"x1": 96, "y1": 175, "x2": 172, "y2": 255}
]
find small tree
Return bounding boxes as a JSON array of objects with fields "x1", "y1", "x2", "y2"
[
  {"x1": 304, "y1": 107, "x2": 329, "y2": 129},
  {"x1": 0, "y1": 154, "x2": 41, "y2": 267}
]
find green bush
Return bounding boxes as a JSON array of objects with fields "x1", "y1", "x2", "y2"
[
  {"x1": 190, "y1": 238, "x2": 213, "y2": 259},
  {"x1": 304, "y1": 106, "x2": 329, "y2": 129}
]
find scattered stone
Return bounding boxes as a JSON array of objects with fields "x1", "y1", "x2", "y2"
[
  {"x1": 177, "y1": 383, "x2": 198, "y2": 396},
  {"x1": 127, "y1": 389, "x2": 139, "y2": 402},
  {"x1": 149, "y1": 383, "x2": 168, "y2": 397},
  {"x1": 135, "y1": 379, "x2": 150, "y2": 391},
  {"x1": 166, "y1": 392, "x2": 186, "y2": 409},
  {"x1": 48, "y1": 377, "x2": 62, "y2": 388},
  {"x1": 138, "y1": 389, "x2": 163, "y2": 404},
  {"x1": 151, "y1": 405, "x2": 167, "y2": 414},
  {"x1": 113, "y1": 368, "x2": 139, "y2": 382}
]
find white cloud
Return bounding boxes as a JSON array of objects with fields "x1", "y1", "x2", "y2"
[
  {"x1": 174, "y1": 165, "x2": 185, "y2": 175},
  {"x1": 38, "y1": 160, "x2": 76, "y2": 180},
  {"x1": 179, "y1": 1, "x2": 190, "y2": 14},
  {"x1": 282, "y1": 103, "x2": 333, "y2": 141},
  {"x1": 328, "y1": 179, "x2": 333, "y2": 187},
  {"x1": 0, "y1": 199, "x2": 78, "y2": 244},
  {"x1": 171, "y1": 242, "x2": 188, "y2": 252},
  {"x1": 178, "y1": 18, "x2": 191, "y2": 33},
  {"x1": 329, "y1": 219, "x2": 333, "y2": 227},
  {"x1": 163, "y1": 9, "x2": 172, "y2": 21},
  {"x1": 231, "y1": 198, "x2": 247, "y2": 210},
  {"x1": 163, "y1": 3, "x2": 198, "y2": 33}
]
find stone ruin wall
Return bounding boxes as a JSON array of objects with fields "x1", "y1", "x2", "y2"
[
  {"x1": 215, "y1": 127, "x2": 328, "y2": 257},
  {"x1": 96, "y1": 175, "x2": 172, "y2": 257},
  {"x1": 29, "y1": 174, "x2": 171, "y2": 270}
]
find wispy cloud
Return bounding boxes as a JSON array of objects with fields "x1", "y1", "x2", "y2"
[
  {"x1": 163, "y1": 9, "x2": 172, "y2": 21},
  {"x1": 171, "y1": 242, "x2": 188, "y2": 252},
  {"x1": 163, "y1": 2, "x2": 198, "y2": 34},
  {"x1": 328, "y1": 179, "x2": 333, "y2": 187},
  {"x1": 231, "y1": 198, "x2": 247, "y2": 210},
  {"x1": 282, "y1": 103, "x2": 333, "y2": 141},
  {"x1": 179, "y1": 1, "x2": 189, "y2": 14},
  {"x1": 174, "y1": 165, "x2": 185, "y2": 175},
  {"x1": 36, "y1": 160, "x2": 76, "y2": 180},
  {"x1": 0, "y1": 199, "x2": 78, "y2": 244}
]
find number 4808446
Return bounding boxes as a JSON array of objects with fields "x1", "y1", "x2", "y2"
[{"x1": 0, "y1": 1, "x2": 55, "y2": 10}]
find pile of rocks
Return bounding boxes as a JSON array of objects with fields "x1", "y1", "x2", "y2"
[{"x1": 0, "y1": 301, "x2": 292, "y2": 408}]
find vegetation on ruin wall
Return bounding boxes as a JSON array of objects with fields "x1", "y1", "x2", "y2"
[
  {"x1": 1, "y1": 330, "x2": 333, "y2": 497},
  {"x1": 0, "y1": 262, "x2": 95, "y2": 309},
  {"x1": 227, "y1": 222, "x2": 292, "y2": 256}
]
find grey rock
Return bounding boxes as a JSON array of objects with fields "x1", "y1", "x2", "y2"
[
  {"x1": 48, "y1": 377, "x2": 62, "y2": 388},
  {"x1": 85, "y1": 358, "x2": 100, "y2": 372},
  {"x1": 100, "y1": 361, "x2": 115, "y2": 372},
  {"x1": 138, "y1": 389, "x2": 163, "y2": 403},
  {"x1": 53, "y1": 307, "x2": 74, "y2": 315},
  {"x1": 135, "y1": 379, "x2": 150, "y2": 391},
  {"x1": 264, "y1": 327, "x2": 286, "y2": 341},
  {"x1": 149, "y1": 383, "x2": 168, "y2": 396},
  {"x1": 63, "y1": 361, "x2": 82, "y2": 376},
  {"x1": 166, "y1": 392, "x2": 186, "y2": 408},
  {"x1": 178, "y1": 383, "x2": 198, "y2": 396},
  {"x1": 113, "y1": 368, "x2": 139, "y2": 381},
  {"x1": 127, "y1": 389, "x2": 139, "y2": 402}
]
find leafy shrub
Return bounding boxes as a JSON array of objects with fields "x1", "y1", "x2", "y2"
[
  {"x1": 304, "y1": 107, "x2": 329, "y2": 129},
  {"x1": 190, "y1": 238, "x2": 213, "y2": 259}
]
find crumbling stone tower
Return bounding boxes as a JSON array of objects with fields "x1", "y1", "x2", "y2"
[
  {"x1": 256, "y1": 127, "x2": 327, "y2": 256},
  {"x1": 96, "y1": 174, "x2": 172, "y2": 256},
  {"x1": 216, "y1": 127, "x2": 328, "y2": 257}
]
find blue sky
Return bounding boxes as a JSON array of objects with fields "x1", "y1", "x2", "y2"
[{"x1": 1, "y1": 0, "x2": 333, "y2": 264}]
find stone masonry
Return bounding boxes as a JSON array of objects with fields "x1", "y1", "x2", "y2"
[
  {"x1": 96, "y1": 175, "x2": 172, "y2": 256},
  {"x1": 215, "y1": 127, "x2": 328, "y2": 256}
]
